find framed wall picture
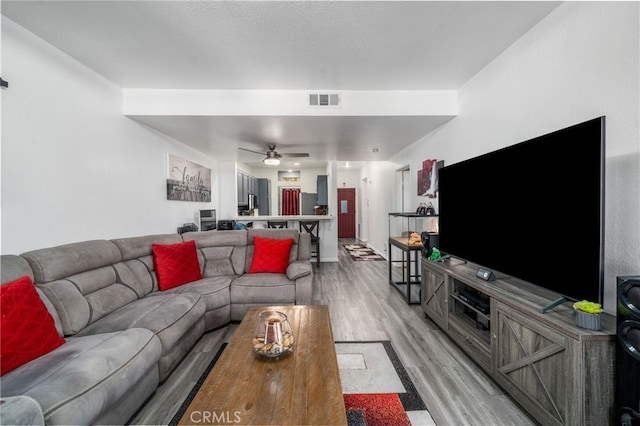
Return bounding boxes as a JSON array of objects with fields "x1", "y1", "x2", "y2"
[
  {"x1": 417, "y1": 159, "x2": 443, "y2": 197},
  {"x1": 166, "y1": 154, "x2": 211, "y2": 202}
]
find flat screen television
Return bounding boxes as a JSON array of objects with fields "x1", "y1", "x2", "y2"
[{"x1": 438, "y1": 117, "x2": 605, "y2": 307}]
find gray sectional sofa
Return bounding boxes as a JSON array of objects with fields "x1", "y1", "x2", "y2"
[{"x1": 0, "y1": 228, "x2": 312, "y2": 425}]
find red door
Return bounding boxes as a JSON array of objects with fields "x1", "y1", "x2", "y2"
[{"x1": 338, "y1": 188, "x2": 356, "y2": 238}]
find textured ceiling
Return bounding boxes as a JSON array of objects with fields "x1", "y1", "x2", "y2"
[{"x1": 2, "y1": 1, "x2": 561, "y2": 166}]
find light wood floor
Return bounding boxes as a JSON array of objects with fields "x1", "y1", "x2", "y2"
[{"x1": 130, "y1": 238, "x2": 536, "y2": 426}]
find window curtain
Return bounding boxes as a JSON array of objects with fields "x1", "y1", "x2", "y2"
[{"x1": 282, "y1": 188, "x2": 300, "y2": 215}]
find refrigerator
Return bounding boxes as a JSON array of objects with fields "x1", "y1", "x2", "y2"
[
  {"x1": 301, "y1": 192, "x2": 317, "y2": 215},
  {"x1": 257, "y1": 178, "x2": 271, "y2": 215}
]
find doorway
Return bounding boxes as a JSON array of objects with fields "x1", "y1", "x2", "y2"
[
  {"x1": 396, "y1": 166, "x2": 411, "y2": 212},
  {"x1": 337, "y1": 188, "x2": 356, "y2": 238},
  {"x1": 280, "y1": 187, "x2": 300, "y2": 215}
]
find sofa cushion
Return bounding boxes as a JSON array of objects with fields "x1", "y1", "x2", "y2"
[
  {"x1": 231, "y1": 273, "x2": 296, "y2": 305},
  {"x1": 20, "y1": 240, "x2": 147, "y2": 336},
  {"x1": 152, "y1": 240, "x2": 202, "y2": 291},
  {"x1": 74, "y1": 292, "x2": 205, "y2": 379},
  {"x1": 182, "y1": 230, "x2": 248, "y2": 276},
  {"x1": 36, "y1": 266, "x2": 141, "y2": 336},
  {"x1": 0, "y1": 255, "x2": 64, "y2": 336},
  {"x1": 198, "y1": 246, "x2": 238, "y2": 276},
  {"x1": 75, "y1": 292, "x2": 204, "y2": 349},
  {"x1": 1, "y1": 276, "x2": 65, "y2": 375},
  {"x1": 0, "y1": 396, "x2": 44, "y2": 426},
  {"x1": 248, "y1": 236, "x2": 294, "y2": 274},
  {"x1": 0, "y1": 328, "x2": 161, "y2": 425},
  {"x1": 21, "y1": 240, "x2": 122, "y2": 284},
  {"x1": 111, "y1": 234, "x2": 185, "y2": 293},
  {"x1": 157, "y1": 276, "x2": 232, "y2": 314},
  {"x1": 246, "y1": 229, "x2": 307, "y2": 272},
  {"x1": 1, "y1": 255, "x2": 34, "y2": 284},
  {"x1": 112, "y1": 234, "x2": 182, "y2": 261},
  {"x1": 230, "y1": 273, "x2": 297, "y2": 321}
]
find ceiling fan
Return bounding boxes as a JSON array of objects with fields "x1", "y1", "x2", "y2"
[{"x1": 238, "y1": 144, "x2": 309, "y2": 165}]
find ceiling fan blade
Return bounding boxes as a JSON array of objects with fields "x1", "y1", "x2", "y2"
[
  {"x1": 238, "y1": 147, "x2": 265, "y2": 156},
  {"x1": 280, "y1": 153, "x2": 310, "y2": 158}
]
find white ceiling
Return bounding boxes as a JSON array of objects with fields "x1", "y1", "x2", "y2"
[{"x1": 2, "y1": 1, "x2": 560, "y2": 168}]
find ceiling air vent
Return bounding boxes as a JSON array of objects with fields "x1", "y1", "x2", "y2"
[{"x1": 309, "y1": 93, "x2": 340, "y2": 107}]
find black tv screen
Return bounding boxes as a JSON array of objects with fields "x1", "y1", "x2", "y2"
[{"x1": 438, "y1": 117, "x2": 605, "y2": 304}]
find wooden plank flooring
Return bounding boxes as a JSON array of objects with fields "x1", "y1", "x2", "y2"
[{"x1": 130, "y1": 238, "x2": 536, "y2": 425}]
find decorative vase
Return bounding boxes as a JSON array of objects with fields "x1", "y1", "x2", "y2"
[
  {"x1": 252, "y1": 310, "x2": 294, "y2": 358},
  {"x1": 574, "y1": 310, "x2": 601, "y2": 331}
]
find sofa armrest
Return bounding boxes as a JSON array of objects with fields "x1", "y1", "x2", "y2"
[
  {"x1": 0, "y1": 396, "x2": 45, "y2": 426},
  {"x1": 288, "y1": 260, "x2": 313, "y2": 305},
  {"x1": 286, "y1": 261, "x2": 312, "y2": 281}
]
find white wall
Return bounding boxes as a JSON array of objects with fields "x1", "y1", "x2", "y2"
[
  {"x1": 324, "y1": 161, "x2": 338, "y2": 262},
  {"x1": 388, "y1": 2, "x2": 639, "y2": 313},
  {"x1": 1, "y1": 17, "x2": 219, "y2": 254},
  {"x1": 359, "y1": 161, "x2": 403, "y2": 256},
  {"x1": 217, "y1": 161, "x2": 237, "y2": 220},
  {"x1": 336, "y1": 169, "x2": 361, "y2": 190}
]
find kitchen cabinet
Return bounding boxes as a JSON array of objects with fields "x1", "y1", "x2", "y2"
[
  {"x1": 317, "y1": 175, "x2": 328, "y2": 205},
  {"x1": 257, "y1": 178, "x2": 271, "y2": 215},
  {"x1": 237, "y1": 171, "x2": 258, "y2": 206}
]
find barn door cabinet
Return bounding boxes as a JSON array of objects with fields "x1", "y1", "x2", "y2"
[
  {"x1": 421, "y1": 259, "x2": 616, "y2": 426},
  {"x1": 421, "y1": 266, "x2": 447, "y2": 330}
]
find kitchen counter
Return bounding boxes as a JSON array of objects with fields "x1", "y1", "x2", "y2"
[{"x1": 233, "y1": 215, "x2": 333, "y2": 221}]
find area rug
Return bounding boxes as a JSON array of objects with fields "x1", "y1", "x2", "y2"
[
  {"x1": 344, "y1": 244, "x2": 385, "y2": 261},
  {"x1": 170, "y1": 341, "x2": 433, "y2": 426},
  {"x1": 337, "y1": 341, "x2": 433, "y2": 426}
]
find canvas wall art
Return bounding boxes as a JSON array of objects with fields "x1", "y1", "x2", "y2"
[
  {"x1": 166, "y1": 154, "x2": 211, "y2": 202},
  {"x1": 417, "y1": 159, "x2": 443, "y2": 197}
]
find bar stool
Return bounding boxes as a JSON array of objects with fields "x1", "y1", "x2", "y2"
[
  {"x1": 299, "y1": 220, "x2": 320, "y2": 267},
  {"x1": 267, "y1": 221, "x2": 288, "y2": 229}
]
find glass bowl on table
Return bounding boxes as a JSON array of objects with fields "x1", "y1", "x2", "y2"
[{"x1": 252, "y1": 310, "x2": 294, "y2": 359}]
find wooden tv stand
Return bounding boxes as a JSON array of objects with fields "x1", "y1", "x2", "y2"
[{"x1": 421, "y1": 258, "x2": 615, "y2": 426}]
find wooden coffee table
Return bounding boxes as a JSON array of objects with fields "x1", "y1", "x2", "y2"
[{"x1": 178, "y1": 305, "x2": 347, "y2": 425}]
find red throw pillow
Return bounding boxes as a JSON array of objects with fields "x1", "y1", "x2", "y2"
[
  {"x1": 152, "y1": 240, "x2": 203, "y2": 291},
  {"x1": 248, "y1": 236, "x2": 294, "y2": 274},
  {"x1": 1, "y1": 276, "x2": 65, "y2": 376}
]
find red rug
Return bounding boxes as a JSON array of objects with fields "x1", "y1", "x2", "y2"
[{"x1": 344, "y1": 393, "x2": 411, "y2": 426}]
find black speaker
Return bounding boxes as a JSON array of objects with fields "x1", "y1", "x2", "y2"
[
  {"x1": 420, "y1": 232, "x2": 439, "y2": 258},
  {"x1": 217, "y1": 220, "x2": 235, "y2": 231},
  {"x1": 617, "y1": 275, "x2": 640, "y2": 425}
]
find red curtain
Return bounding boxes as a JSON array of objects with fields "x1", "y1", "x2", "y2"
[{"x1": 282, "y1": 188, "x2": 300, "y2": 215}]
